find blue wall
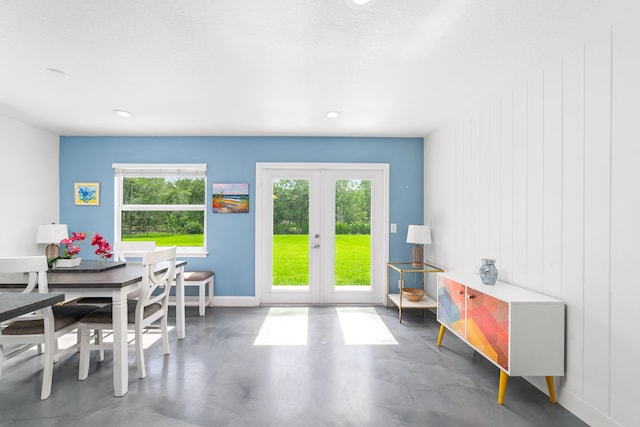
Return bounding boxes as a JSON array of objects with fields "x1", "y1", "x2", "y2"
[{"x1": 59, "y1": 136, "x2": 424, "y2": 297}]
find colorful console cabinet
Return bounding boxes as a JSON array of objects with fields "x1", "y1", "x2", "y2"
[{"x1": 436, "y1": 272, "x2": 565, "y2": 404}]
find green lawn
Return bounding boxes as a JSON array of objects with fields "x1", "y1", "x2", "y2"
[
  {"x1": 273, "y1": 234, "x2": 370, "y2": 286},
  {"x1": 122, "y1": 233, "x2": 203, "y2": 246},
  {"x1": 123, "y1": 233, "x2": 370, "y2": 286}
]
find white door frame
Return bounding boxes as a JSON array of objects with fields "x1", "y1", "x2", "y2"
[{"x1": 255, "y1": 162, "x2": 389, "y2": 305}]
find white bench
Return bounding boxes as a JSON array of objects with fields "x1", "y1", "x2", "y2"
[{"x1": 169, "y1": 270, "x2": 214, "y2": 316}]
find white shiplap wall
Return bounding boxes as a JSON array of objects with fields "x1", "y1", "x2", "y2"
[{"x1": 424, "y1": 18, "x2": 639, "y2": 427}]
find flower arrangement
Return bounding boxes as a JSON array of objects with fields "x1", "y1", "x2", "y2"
[
  {"x1": 91, "y1": 233, "x2": 113, "y2": 261},
  {"x1": 57, "y1": 231, "x2": 113, "y2": 262},
  {"x1": 60, "y1": 231, "x2": 87, "y2": 259}
]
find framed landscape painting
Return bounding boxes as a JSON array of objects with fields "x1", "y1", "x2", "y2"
[
  {"x1": 74, "y1": 182, "x2": 100, "y2": 206},
  {"x1": 212, "y1": 183, "x2": 249, "y2": 213}
]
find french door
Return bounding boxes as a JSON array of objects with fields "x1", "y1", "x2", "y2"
[{"x1": 256, "y1": 163, "x2": 388, "y2": 304}]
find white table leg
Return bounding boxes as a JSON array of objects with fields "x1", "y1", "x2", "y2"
[
  {"x1": 175, "y1": 265, "x2": 185, "y2": 339},
  {"x1": 41, "y1": 306, "x2": 56, "y2": 400},
  {"x1": 112, "y1": 288, "x2": 128, "y2": 396}
]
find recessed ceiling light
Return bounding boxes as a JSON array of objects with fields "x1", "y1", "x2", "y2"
[
  {"x1": 326, "y1": 111, "x2": 340, "y2": 119},
  {"x1": 352, "y1": 0, "x2": 372, "y2": 5},
  {"x1": 44, "y1": 68, "x2": 66, "y2": 75},
  {"x1": 113, "y1": 110, "x2": 133, "y2": 118}
]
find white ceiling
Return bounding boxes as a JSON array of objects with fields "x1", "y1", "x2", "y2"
[{"x1": 0, "y1": 0, "x2": 624, "y2": 137}]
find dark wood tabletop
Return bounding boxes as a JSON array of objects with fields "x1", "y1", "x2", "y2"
[
  {"x1": 0, "y1": 260, "x2": 186, "y2": 290},
  {"x1": 0, "y1": 292, "x2": 65, "y2": 322}
]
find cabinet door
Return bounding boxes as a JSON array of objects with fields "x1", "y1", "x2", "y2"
[
  {"x1": 437, "y1": 276, "x2": 466, "y2": 337},
  {"x1": 466, "y1": 289, "x2": 509, "y2": 370}
]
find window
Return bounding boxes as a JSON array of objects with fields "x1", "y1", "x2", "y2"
[{"x1": 113, "y1": 163, "x2": 207, "y2": 257}]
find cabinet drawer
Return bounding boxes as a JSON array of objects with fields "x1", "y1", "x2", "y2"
[
  {"x1": 466, "y1": 289, "x2": 509, "y2": 370},
  {"x1": 437, "y1": 276, "x2": 466, "y2": 337}
]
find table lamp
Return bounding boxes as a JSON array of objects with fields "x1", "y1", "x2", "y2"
[
  {"x1": 406, "y1": 225, "x2": 432, "y2": 268},
  {"x1": 36, "y1": 223, "x2": 69, "y2": 259}
]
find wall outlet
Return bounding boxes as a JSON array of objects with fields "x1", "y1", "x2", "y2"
[
  {"x1": 398, "y1": 279, "x2": 403, "y2": 289},
  {"x1": 390, "y1": 223, "x2": 397, "y2": 233}
]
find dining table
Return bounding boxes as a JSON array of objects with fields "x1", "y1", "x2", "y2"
[
  {"x1": 0, "y1": 292, "x2": 65, "y2": 322},
  {"x1": 0, "y1": 259, "x2": 186, "y2": 397},
  {"x1": 0, "y1": 291, "x2": 66, "y2": 399}
]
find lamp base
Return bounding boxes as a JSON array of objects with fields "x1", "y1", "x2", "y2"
[
  {"x1": 45, "y1": 243, "x2": 60, "y2": 260},
  {"x1": 412, "y1": 244, "x2": 423, "y2": 268}
]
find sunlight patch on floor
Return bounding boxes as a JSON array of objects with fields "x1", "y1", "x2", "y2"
[
  {"x1": 336, "y1": 307, "x2": 398, "y2": 345},
  {"x1": 253, "y1": 307, "x2": 308, "y2": 346}
]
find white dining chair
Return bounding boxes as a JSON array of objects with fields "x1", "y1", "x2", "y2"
[
  {"x1": 113, "y1": 241, "x2": 156, "y2": 262},
  {"x1": 72, "y1": 241, "x2": 157, "y2": 306},
  {"x1": 116, "y1": 242, "x2": 213, "y2": 317},
  {"x1": 169, "y1": 270, "x2": 214, "y2": 316},
  {"x1": 78, "y1": 246, "x2": 176, "y2": 380},
  {"x1": 0, "y1": 256, "x2": 97, "y2": 399}
]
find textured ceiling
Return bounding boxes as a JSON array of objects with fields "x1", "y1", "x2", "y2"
[{"x1": 0, "y1": 0, "x2": 626, "y2": 137}]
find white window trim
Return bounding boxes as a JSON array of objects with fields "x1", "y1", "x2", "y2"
[{"x1": 113, "y1": 163, "x2": 208, "y2": 257}]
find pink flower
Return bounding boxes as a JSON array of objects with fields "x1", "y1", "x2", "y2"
[
  {"x1": 90, "y1": 233, "x2": 113, "y2": 261},
  {"x1": 60, "y1": 232, "x2": 85, "y2": 258},
  {"x1": 59, "y1": 231, "x2": 112, "y2": 261}
]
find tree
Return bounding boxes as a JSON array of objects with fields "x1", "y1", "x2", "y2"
[
  {"x1": 122, "y1": 177, "x2": 205, "y2": 235},
  {"x1": 272, "y1": 179, "x2": 309, "y2": 234},
  {"x1": 335, "y1": 179, "x2": 371, "y2": 234},
  {"x1": 272, "y1": 178, "x2": 371, "y2": 235}
]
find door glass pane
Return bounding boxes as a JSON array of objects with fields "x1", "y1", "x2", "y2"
[
  {"x1": 335, "y1": 179, "x2": 371, "y2": 287},
  {"x1": 272, "y1": 179, "x2": 309, "y2": 287}
]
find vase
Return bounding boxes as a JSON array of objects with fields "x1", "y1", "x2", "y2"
[
  {"x1": 479, "y1": 259, "x2": 498, "y2": 285},
  {"x1": 54, "y1": 257, "x2": 82, "y2": 268}
]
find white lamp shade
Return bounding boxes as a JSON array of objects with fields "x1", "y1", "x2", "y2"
[
  {"x1": 36, "y1": 224, "x2": 69, "y2": 244},
  {"x1": 406, "y1": 225, "x2": 432, "y2": 245}
]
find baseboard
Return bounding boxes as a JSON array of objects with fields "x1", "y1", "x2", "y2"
[
  {"x1": 212, "y1": 296, "x2": 259, "y2": 307},
  {"x1": 168, "y1": 295, "x2": 259, "y2": 307},
  {"x1": 526, "y1": 376, "x2": 622, "y2": 427},
  {"x1": 556, "y1": 389, "x2": 622, "y2": 427}
]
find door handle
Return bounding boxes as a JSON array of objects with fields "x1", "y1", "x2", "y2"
[{"x1": 311, "y1": 244, "x2": 320, "y2": 249}]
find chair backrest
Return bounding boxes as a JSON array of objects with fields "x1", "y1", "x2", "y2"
[
  {"x1": 0, "y1": 256, "x2": 49, "y2": 293},
  {"x1": 136, "y1": 247, "x2": 177, "y2": 319},
  {"x1": 113, "y1": 241, "x2": 156, "y2": 262}
]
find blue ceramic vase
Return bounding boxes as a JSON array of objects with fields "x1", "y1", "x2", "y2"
[{"x1": 479, "y1": 259, "x2": 498, "y2": 285}]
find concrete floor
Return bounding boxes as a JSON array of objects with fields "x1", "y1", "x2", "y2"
[{"x1": 0, "y1": 306, "x2": 586, "y2": 427}]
